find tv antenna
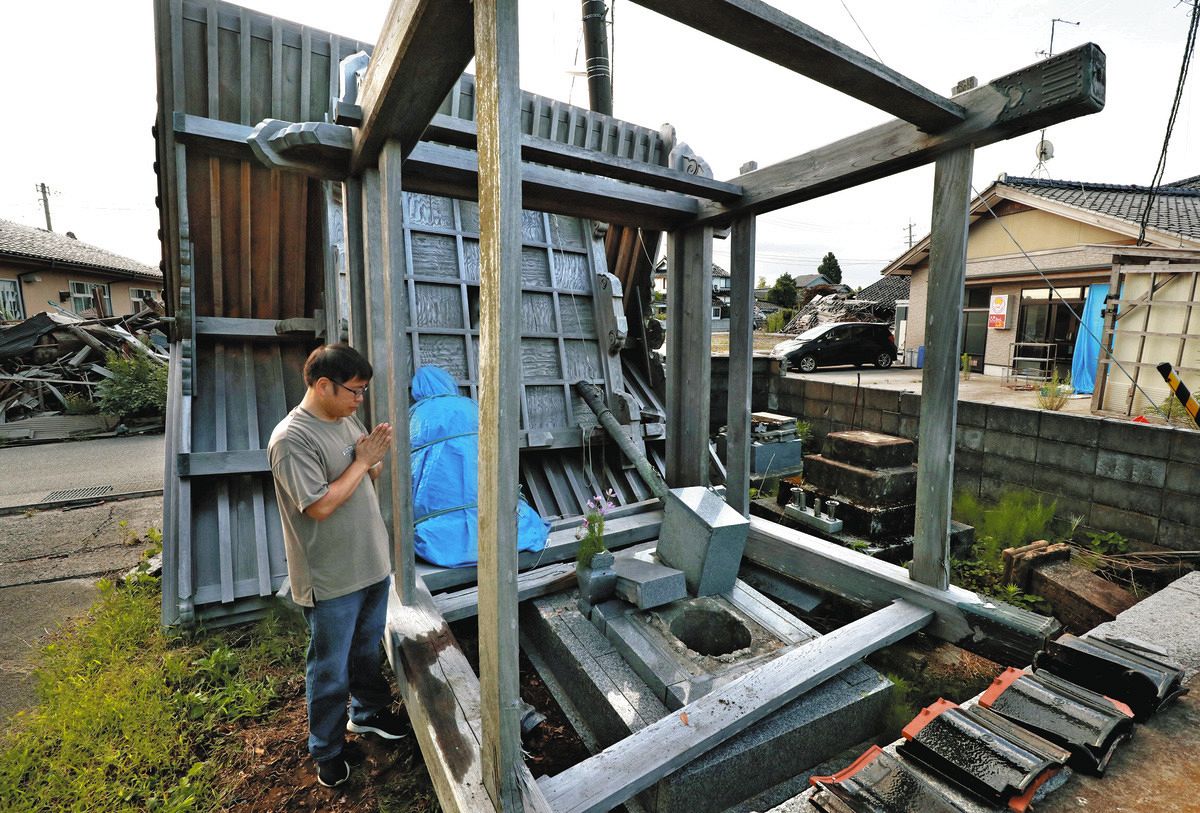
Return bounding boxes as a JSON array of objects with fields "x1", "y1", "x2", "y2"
[{"x1": 1032, "y1": 17, "x2": 1080, "y2": 177}]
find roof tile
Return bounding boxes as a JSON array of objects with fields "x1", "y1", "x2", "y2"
[{"x1": 0, "y1": 219, "x2": 160, "y2": 279}]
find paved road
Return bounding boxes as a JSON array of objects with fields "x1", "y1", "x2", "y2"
[{"x1": 0, "y1": 433, "x2": 165, "y2": 510}]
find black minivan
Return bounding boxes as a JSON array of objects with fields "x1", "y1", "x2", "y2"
[{"x1": 770, "y1": 322, "x2": 897, "y2": 373}]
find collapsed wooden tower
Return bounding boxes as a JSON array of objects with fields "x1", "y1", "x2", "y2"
[{"x1": 153, "y1": 1, "x2": 1106, "y2": 809}]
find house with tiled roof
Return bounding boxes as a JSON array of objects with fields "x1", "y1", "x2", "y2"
[
  {"x1": 0, "y1": 219, "x2": 162, "y2": 321},
  {"x1": 878, "y1": 174, "x2": 1200, "y2": 379}
]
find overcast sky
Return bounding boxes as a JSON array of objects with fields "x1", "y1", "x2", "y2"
[{"x1": 0, "y1": 1, "x2": 1195, "y2": 289}]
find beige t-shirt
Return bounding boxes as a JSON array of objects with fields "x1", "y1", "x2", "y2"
[{"x1": 268, "y1": 406, "x2": 391, "y2": 606}]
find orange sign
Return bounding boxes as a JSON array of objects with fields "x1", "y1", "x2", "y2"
[{"x1": 988, "y1": 294, "x2": 1009, "y2": 329}]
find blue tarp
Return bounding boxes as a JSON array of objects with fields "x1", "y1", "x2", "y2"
[
  {"x1": 408, "y1": 366, "x2": 549, "y2": 567},
  {"x1": 1071, "y1": 283, "x2": 1109, "y2": 395}
]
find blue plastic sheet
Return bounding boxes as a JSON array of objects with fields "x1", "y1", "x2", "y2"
[
  {"x1": 1071, "y1": 283, "x2": 1109, "y2": 395},
  {"x1": 408, "y1": 366, "x2": 549, "y2": 567}
]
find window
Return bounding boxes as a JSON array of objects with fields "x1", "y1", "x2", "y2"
[
  {"x1": 0, "y1": 279, "x2": 23, "y2": 321},
  {"x1": 1016, "y1": 285, "x2": 1087, "y2": 376},
  {"x1": 960, "y1": 286, "x2": 991, "y2": 372},
  {"x1": 70, "y1": 281, "x2": 112, "y2": 315},
  {"x1": 130, "y1": 287, "x2": 157, "y2": 312}
]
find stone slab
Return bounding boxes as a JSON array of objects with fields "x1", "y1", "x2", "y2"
[
  {"x1": 822, "y1": 430, "x2": 914, "y2": 469},
  {"x1": 1090, "y1": 571, "x2": 1200, "y2": 679},
  {"x1": 613, "y1": 549, "x2": 688, "y2": 610},
  {"x1": 657, "y1": 487, "x2": 749, "y2": 597},
  {"x1": 802, "y1": 455, "x2": 917, "y2": 506}
]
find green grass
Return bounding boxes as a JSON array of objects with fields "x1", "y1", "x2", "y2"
[
  {"x1": 952, "y1": 488, "x2": 1057, "y2": 569},
  {"x1": 0, "y1": 556, "x2": 306, "y2": 813}
]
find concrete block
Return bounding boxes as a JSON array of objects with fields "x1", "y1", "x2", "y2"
[
  {"x1": 805, "y1": 381, "x2": 833, "y2": 402},
  {"x1": 1092, "y1": 479, "x2": 1163, "y2": 516},
  {"x1": 1099, "y1": 418, "x2": 1172, "y2": 459},
  {"x1": 1032, "y1": 464, "x2": 1094, "y2": 500},
  {"x1": 988, "y1": 453, "x2": 1036, "y2": 484},
  {"x1": 1158, "y1": 489, "x2": 1200, "y2": 526},
  {"x1": 1038, "y1": 411, "x2": 1100, "y2": 447},
  {"x1": 897, "y1": 414, "x2": 920, "y2": 440},
  {"x1": 1089, "y1": 503, "x2": 1159, "y2": 545},
  {"x1": 954, "y1": 448, "x2": 984, "y2": 474},
  {"x1": 983, "y1": 429, "x2": 1038, "y2": 462},
  {"x1": 802, "y1": 399, "x2": 829, "y2": 420},
  {"x1": 613, "y1": 550, "x2": 688, "y2": 610},
  {"x1": 864, "y1": 387, "x2": 901, "y2": 413},
  {"x1": 1035, "y1": 439, "x2": 1098, "y2": 474},
  {"x1": 802, "y1": 455, "x2": 917, "y2": 506},
  {"x1": 657, "y1": 487, "x2": 749, "y2": 597},
  {"x1": 956, "y1": 400, "x2": 987, "y2": 428},
  {"x1": 1089, "y1": 572, "x2": 1200, "y2": 679},
  {"x1": 899, "y1": 392, "x2": 923, "y2": 417},
  {"x1": 859, "y1": 408, "x2": 883, "y2": 433},
  {"x1": 1166, "y1": 460, "x2": 1200, "y2": 494},
  {"x1": 986, "y1": 404, "x2": 1040, "y2": 436},
  {"x1": 1095, "y1": 449, "x2": 1167, "y2": 489},
  {"x1": 823, "y1": 431, "x2": 914, "y2": 468},
  {"x1": 1168, "y1": 426, "x2": 1200, "y2": 462},
  {"x1": 1153, "y1": 519, "x2": 1196, "y2": 553},
  {"x1": 880, "y1": 410, "x2": 901, "y2": 436},
  {"x1": 828, "y1": 401, "x2": 856, "y2": 425},
  {"x1": 955, "y1": 426, "x2": 984, "y2": 453}
]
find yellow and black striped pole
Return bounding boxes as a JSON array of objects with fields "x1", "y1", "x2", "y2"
[{"x1": 1156, "y1": 362, "x2": 1200, "y2": 429}]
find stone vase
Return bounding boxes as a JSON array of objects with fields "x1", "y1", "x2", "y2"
[{"x1": 576, "y1": 550, "x2": 617, "y2": 605}]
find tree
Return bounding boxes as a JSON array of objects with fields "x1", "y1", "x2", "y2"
[
  {"x1": 756, "y1": 276, "x2": 768, "y2": 290},
  {"x1": 767, "y1": 273, "x2": 798, "y2": 309},
  {"x1": 818, "y1": 251, "x2": 842, "y2": 284}
]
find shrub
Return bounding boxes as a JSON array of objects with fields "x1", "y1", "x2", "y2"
[
  {"x1": 1036, "y1": 369, "x2": 1072, "y2": 411},
  {"x1": 98, "y1": 350, "x2": 168, "y2": 419},
  {"x1": 952, "y1": 488, "x2": 1057, "y2": 568}
]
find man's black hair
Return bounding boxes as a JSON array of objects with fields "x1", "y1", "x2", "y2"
[{"x1": 303, "y1": 343, "x2": 374, "y2": 388}]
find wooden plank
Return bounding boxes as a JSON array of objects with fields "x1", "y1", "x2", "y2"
[
  {"x1": 208, "y1": 157, "x2": 224, "y2": 315},
  {"x1": 474, "y1": 0, "x2": 528, "y2": 806},
  {"x1": 240, "y1": 162, "x2": 253, "y2": 316},
  {"x1": 179, "y1": 448, "x2": 269, "y2": 477},
  {"x1": 240, "y1": 343, "x2": 272, "y2": 597},
  {"x1": 691, "y1": 44, "x2": 1106, "y2": 227},
  {"x1": 538, "y1": 599, "x2": 934, "y2": 813},
  {"x1": 741, "y1": 516, "x2": 1060, "y2": 663},
  {"x1": 239, "y1": 8, "x2": 251, "y2": 124},
  {"x1": 205, "y1": 4, "x2": 220, "y2": 118},
  {"x1": 351, "y1": 0, "x2": 475, "y2": 172},
  {"x1": 342, "y1": 176, "x2": 369, "y2": 353},
  {"x1": 725, "y1": 214, "x2": 755, "y2": 516},
  {"x1": 424, "y1": 114, "x2": 742, "y2": 201},
  {"x1": 213, "y1": 346, "x2": 234, "y2": 605},
  {"x1": 664, "y1": 226, "x2": 713, "y2": 486},
  {"x1": 433, "y1": 563, "x2": 576, "y2": 623},
  {"x1": 630, "y1": 0, "x2": 962, "y2": 130},
  {"x1": 194, "y1": 315, "x2": 315, "y2": 339},
  {"x1": 911, "y1": 147, "x2": 973, "y2": 590}
]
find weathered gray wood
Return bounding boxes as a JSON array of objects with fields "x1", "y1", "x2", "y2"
[
  {"x1": 342, "y1": 176, "x2": 368, "y2": 354},
  {"x1": 424, "y1": 114, "x2": 742, "y2": 201},
  {"x1": 418, "y1": 509, "x2": 664, "y2": 592},
  {"x1": 725, "y1": 214, "x2": 755, "y2": 516},
  {"x1": 538, "y1": 599, "x2": 934, "y2": 813},
  {"x1": 630, "y1": 0, "x2": 963, "y2": 131},
  {"x1": 691, "y1": 44, "x2": 1105, "y2": 227},
  {"x1": 911, "y1": 147, "x2": 973, "y2": 590},
  {"x1": 433, "y1": 563, "x2": 576, "y2": 623},
  {"x1": 378, "y1": 139, "x2": 417, "y2": 603},
  {"x1": 193, "y1": 316, "x2": 316, "y2": 339},
  {"x1": 664, "y1": 227, "x2": 713, "y2": 486},
  {"x1": 351, "y1": 0, "x2": 475, "y2": 172},
  {"x1": 178, "y1": 449, "x2": 269, "y2": 477},
  {"x1": 474, "y1": 0, "x2": 528, "y2": 807},
  {"x1": 741, "y1": 516, "x2": 1060, "y2": 663},
  {"x1": 248, "y1": 118, "x2": 350, "y2": 180}
]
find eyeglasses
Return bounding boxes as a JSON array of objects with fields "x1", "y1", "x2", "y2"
[{"x1": 332, "y1": 380, "x2": 368, "y2": 399}]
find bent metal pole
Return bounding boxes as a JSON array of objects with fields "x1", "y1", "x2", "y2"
[{"x1": 573, "y1": 379, "x2": 671, "y2": 501}]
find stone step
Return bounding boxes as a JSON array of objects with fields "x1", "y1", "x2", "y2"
[
  {"x1": 802, "y1": 454, "x2": 917, "y2": 506},
  {"x1": 823, "y1": 430, "x2": 914, "y2": 469}
]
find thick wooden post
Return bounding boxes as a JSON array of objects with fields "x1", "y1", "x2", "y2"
[
  {"x1": 341, "y1": 176, "x2": 368, "y2": 354},
  {"x1": 665, "y1": 226, "x2": 714, "y2": 486},
  {"x1": 726, "y1": 214, "x2": 756, "y2": 516},
  {"x1": 911, "y1": 147, "x2": 973, "y2": 589},
  {"x1": 475, "y1": 0, "x2": 524, "y2": 809},
  {"x1": 378, "y1": 140, "x2": 416, "y2": 603}
]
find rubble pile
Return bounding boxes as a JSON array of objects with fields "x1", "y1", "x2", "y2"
[
  {"x1": 783, "y1": 294, "x2": 892, "y2": 334},
  {"x1": 0, "y1": 304, "x2": 168, "y2": 431}
]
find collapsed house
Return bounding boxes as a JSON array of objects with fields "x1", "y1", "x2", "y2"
[{"x1": 152, "y1": 1, "x2": 1107, "y2": 810}]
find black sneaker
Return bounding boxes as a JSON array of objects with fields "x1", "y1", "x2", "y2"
[
  {"x1": 346, "y1": 708, "x2": 408, "y2": 740},
  {"x1": 315, "y1": 756, "x2": 351, "y2": 788}
]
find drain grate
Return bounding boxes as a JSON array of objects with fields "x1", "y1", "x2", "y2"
[{"x1": 41, "y1": 485, "x2": 115, "y2": 503}]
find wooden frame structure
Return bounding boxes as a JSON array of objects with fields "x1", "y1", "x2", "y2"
[{"x1": 154, "y1": 0, "x2": 1106, "y2": 809}]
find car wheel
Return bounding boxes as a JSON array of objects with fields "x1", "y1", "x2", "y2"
[
  {"x1": 797, "y1": 354, "x2": 818, "y2": 374},
  {"x1": 874, "y1": 352, "x2": 894, "y2": 369}
]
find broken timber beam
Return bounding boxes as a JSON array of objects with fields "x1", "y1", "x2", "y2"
[
  {"x1": 742, "y1": 516, "x2": 1061, "y2": 664},
  {"x1": 690, "y1": 43, "x2": 1105, "y2": 227},
  {"x1": 351, "y1": 0, "x2": 475, "y2": 173},
  {"x1": 537, "y1": 599, "x2": 934, "y2": 813},
  {"x1": 631, "y1": 0, "x2": 964, "y2": 131}
]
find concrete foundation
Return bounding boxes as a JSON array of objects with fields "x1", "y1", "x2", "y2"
[{"x1": 522, "y1": 589, "x2": 893, "y2": 813}]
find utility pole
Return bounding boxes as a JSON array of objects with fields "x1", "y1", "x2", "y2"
[
  {"x1": 1033, "y1": 18, "x2": 1080, "y2": 176},
  {"x1": 37, "y1": 183, "x2": 53, "y2": 232},
  {"x1": 903, "y1": 220, "x2": 915, "y2": 248},
  {"x1": 581, "y1": 1, "x2": 613, "y2": 115}
]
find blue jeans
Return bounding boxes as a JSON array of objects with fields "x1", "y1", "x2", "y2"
[{"x1": 302, "y1": 577, "x2": 393, "y2": 761}]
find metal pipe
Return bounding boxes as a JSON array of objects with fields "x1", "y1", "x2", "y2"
[
  {"x1": 574, "y1": 380, "x2": 670, "y2": 500},
  {"x1": 581, "y1": 1, "x2": 613, "y2": 116}
]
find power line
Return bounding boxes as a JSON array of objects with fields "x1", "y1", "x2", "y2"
[{"x1": 838, "y1": 0, "x2": 883, "y2": 64}]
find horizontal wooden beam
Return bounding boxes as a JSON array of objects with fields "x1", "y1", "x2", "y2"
[
  {"x1": 433, "y1": 562, "x2": 576, "y2": 623},
  {"x1": 538, "y1": 599, "x2": 934, "y2": 813},
  {"x1": 418, "y1": 509, "x2": 663, "y2": 592},
  {"x1": 424, "y1": 114, "x2": 743, "y2": 202},
  {"x1": 630, "y1": 0, "x2": 964, "y2": 131},
  {"x1": 178, "y1": 449, "x2": 268, "y2": 477},
  {"x1": 351, "y1": 0, "x2": 475, "y2": 173},
  {"x1": 742, "y1": 516, "x2": 1060, "y2": 664},
  {"x1": 693, "y1": 43, "x2": 1106, "y2": 227},
  {"x1": 194, "y1": 316, "x2": 316, "y2": 340}
]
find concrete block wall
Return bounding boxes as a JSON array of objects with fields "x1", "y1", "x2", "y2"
[{"x1": 708, "y1": 359, "x2": 1200, "y2": 551}]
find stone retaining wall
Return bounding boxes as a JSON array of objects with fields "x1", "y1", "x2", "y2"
[{"x1": 709, "y1": 358, "x2": 1200, "y2": 551}]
